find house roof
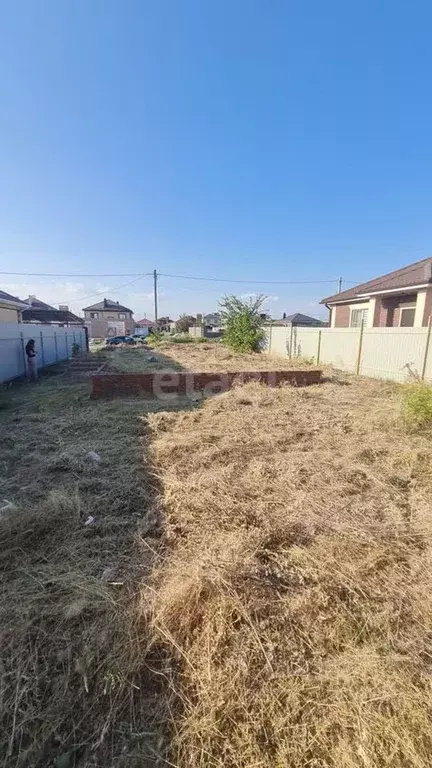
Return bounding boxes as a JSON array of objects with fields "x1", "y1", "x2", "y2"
[
  {"x1": 21, "y1": 296, "x2": 83, "y2": 324},
  {"x1": 0, "y1": 289, "x2": 27, "y2": 307},
  {"x1": 321, "y1": 257, "x2": 432, "y2": 304},
  {"x1": 23, "y1": 297, "x2": 56, "y2": 310},
  {"x1": 273, "y1": 312, "x2": 325, "y2": 325},
  {"x1": 136, "y1": 318, "x2": 155, "y2": 327},
  {"x1": 22, "y1": 307, "x2": 84, "y2": 325},
  {"x1": 83, "y1": 298, "x2": 133, "y2": 313}
]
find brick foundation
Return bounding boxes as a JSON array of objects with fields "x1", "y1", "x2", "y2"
[{"x1": 92, "y1": 369, "x2": 322, "y2": 398}]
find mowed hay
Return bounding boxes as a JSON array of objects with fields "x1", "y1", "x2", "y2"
[
  {"x1": 158, "y1": 341, "x2": 318, "y2": 372},
  {"x1": 109, "y1": 341, "x2": 318, "y2": 373},
  {"x1": 0, "y1": 379, "x2": 166, "y2": 767},
  {"x1": 146, "y1": 377, "x2": 432, "y2": 767}
]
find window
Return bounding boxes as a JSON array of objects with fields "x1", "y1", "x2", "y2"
[
  {"x1": 118, "y1": 313, "x2": 125, "y2": 319},
  {"x1": 107, "y1": 316, "x2": 115, "y2": 320},
  {"x1": 350, "y1": 308, "x2": 368, "y2": 328},
  {"x1": 399, "y1": 307, "x2": 415, "y2": 327},
  {"x1": 90, "y1": 312, "x2": 99, "y2": 319}
]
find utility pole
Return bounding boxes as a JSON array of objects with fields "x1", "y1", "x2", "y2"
[
  {"x1": 337, "y1": 276, "x2": 343, "y2": 293},
  {"x1": 153, "y1": 269, "x2": 158, "y2": 324}
]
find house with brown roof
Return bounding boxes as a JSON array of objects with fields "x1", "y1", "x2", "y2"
[
  {"x1": 83, "y1": 298, "x2": 134, "y2": 338},
  {"x1": 321, "y1": 257, "x2": 432, "y2": 328}
]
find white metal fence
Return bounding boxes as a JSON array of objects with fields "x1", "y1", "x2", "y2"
[
  {"x1": 264, "y1": 324, "x2": 432, "y2": 383},
  {"x1": 0, "y1": 323, "x2": 87, "y2": 383}
]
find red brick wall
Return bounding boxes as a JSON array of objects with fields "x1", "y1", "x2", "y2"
[
  {"x1": 334, "y1": 304, "x2": 350, "y2": 327},
  {"x1": 375, "y1": 294, "x2": 417, "y2": 327},
  {"x1": 92, "y1": 369, "x2": 322, "y2": 398}
]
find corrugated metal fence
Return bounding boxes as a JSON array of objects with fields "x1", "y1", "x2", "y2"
[
  {"x1": 264, "y1": 324, "x2": 432, "y2": 383},
  {"x1": 0, "y1": 323, "x2": 87, "y2": 383}
]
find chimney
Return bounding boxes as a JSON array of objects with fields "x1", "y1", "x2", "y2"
[
  {"x1": 283, "y1": 312, "x2": 286, "y2": 319},
  {"x1": 28, "y1": 294, "x2": 36, "y2": 306},
  {"x1": 59, "y1": 305, "x2": 69, "y2": 312}
]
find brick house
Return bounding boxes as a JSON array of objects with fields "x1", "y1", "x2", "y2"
[
  {"x1": 321, "y1": 257, "x2": 432, "y2": 328},
  {"x1": 83, "y1": 298, "x2": 134, "y2": 339}
]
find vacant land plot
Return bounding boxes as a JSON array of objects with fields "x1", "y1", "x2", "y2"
[
  {"x1": 108, "y1": 341, "x2": 316, "y2": 373},
  {"x1": 147, "y1": 374, "x2": 432, "y2": 768}
]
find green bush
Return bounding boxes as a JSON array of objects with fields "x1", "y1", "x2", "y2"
[
  {"x1": 403, "y1": 382, "x2": 432, "y2": 429},
  {"x1": 147, "y1": 330, "x2": 164, "y2": 347},
  {"x1": 219, "y1": 294, "x2": 266, "y2": 353}
]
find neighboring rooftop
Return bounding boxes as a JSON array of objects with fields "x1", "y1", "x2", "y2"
[
  {"x1": 321, "y1": 256, "x2": 432, "y2": 304},
  {"x1": 273, "y1": 312, "x2": 326, "y2": 326},
  {"x1": 22, "y1": 296, "x2": 83, "y2": 324},
  {"x1": 136, "y1": 318, "x2": 155, "y2": 327},
  {"x1": 0, "y1": 289, "x2": 27, "y2": 306},
  {"x1": 23, "y1": 296, "x2": 56, "y2": 310},
  {"x1": 83, "y1": 298, "x2": 133, "y2": 313}
]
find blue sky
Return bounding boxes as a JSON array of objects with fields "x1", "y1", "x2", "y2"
[{"x1": 1, "y1": 0, "x2": 432, "y2": 319}]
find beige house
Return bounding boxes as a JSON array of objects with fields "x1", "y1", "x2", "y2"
[
  {"x1": 0, "y1": 290, "x2": 27, "y2": 323},
  {"x1": 321, "y1": 257, "x2": 432, "y2": 328},
  {"x1": 83, "y1": 298, "x2": 134, "y2": 339}
]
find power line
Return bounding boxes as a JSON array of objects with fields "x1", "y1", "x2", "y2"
[
  {"x1": 0, "y1": 270, "x2": 153, "y2": 277},
  {"x1": 56, "y1": 273, "x2": 150, "y2": 306},
  {"x1": 158, "y1": 272, "x2": 342, "y2": 285},
  {"x1": 0, "y1": 269, "x2": 359, "y2": 285}
]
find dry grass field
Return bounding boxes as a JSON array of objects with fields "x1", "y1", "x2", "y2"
[
  {"x1": 147, "y1": 373, "x2": 432, "y2": 768},
  {"x1": 1, "y1": 345, "x2": 432, "y2": 767},
  {"x1": 109, "y1": 340, "x2": 317, "y2": 373},
  {"x1": 0, "y1": 372, "x2": 175, "y2": 767}
]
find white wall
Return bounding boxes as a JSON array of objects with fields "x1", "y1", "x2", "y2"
[
  {"x1": 0, "y1": 323, "x2": 87, "y2": 383},
  {"x1": 264, "y1": 325, "x2": 432, "y2": 383}
]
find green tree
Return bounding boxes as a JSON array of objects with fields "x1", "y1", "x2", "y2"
[
  {"x1": 175, "y1": 314, "x2": 196, "y2": 333},
  {"x1": 219, "y1": 294, "x2": 266, "y2": 352}
]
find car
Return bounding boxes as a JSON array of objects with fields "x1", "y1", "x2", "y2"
[{"x1": 104, "y1": 335, "x2": 136, "y2": 345}]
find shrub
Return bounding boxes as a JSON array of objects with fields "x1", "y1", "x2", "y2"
[
  {"x1": 403, "y1": 382, "x2": 432, "y2": 429},
  {"x1": 71, "y1": 342, "x2": 81, "y2": 356},
  {"x1": 219, "y1": 294, "x2": 266, "y2": 353},
  {"x1": 176, "y1": 315, "x2": 196, "y2": 333},
  {"x1": 147, "y1": 330, "x2": 164, "y2": 347}
]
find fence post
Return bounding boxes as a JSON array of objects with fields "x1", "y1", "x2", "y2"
[
  {"x1": 65, "y1": 331, "x2": 68, "y2": 359},
  {"x1": 268, "y1": 323, "x2": 272, "y2": 353},
  {"x1": 20, "y1": 331, "x2": 26, "y2": 376},
  {"x1": 316, "y1": 329, "x2": 322, "y2": 364},
  {"x1": 355, "y1": 320, "x2": 365, "y2": 375},
  {"x1": 288, "y1": 324, "x2": 294, "y2": 358},
  {"x1": 421, "y1": 315, "x2": 432, "y2": 380},
  {"x1": 39, "y1": 330, "x2": 45, "y2": 367},
  {"x1": 54, "y1": 331, "x2": 58, "y2": 361}
]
